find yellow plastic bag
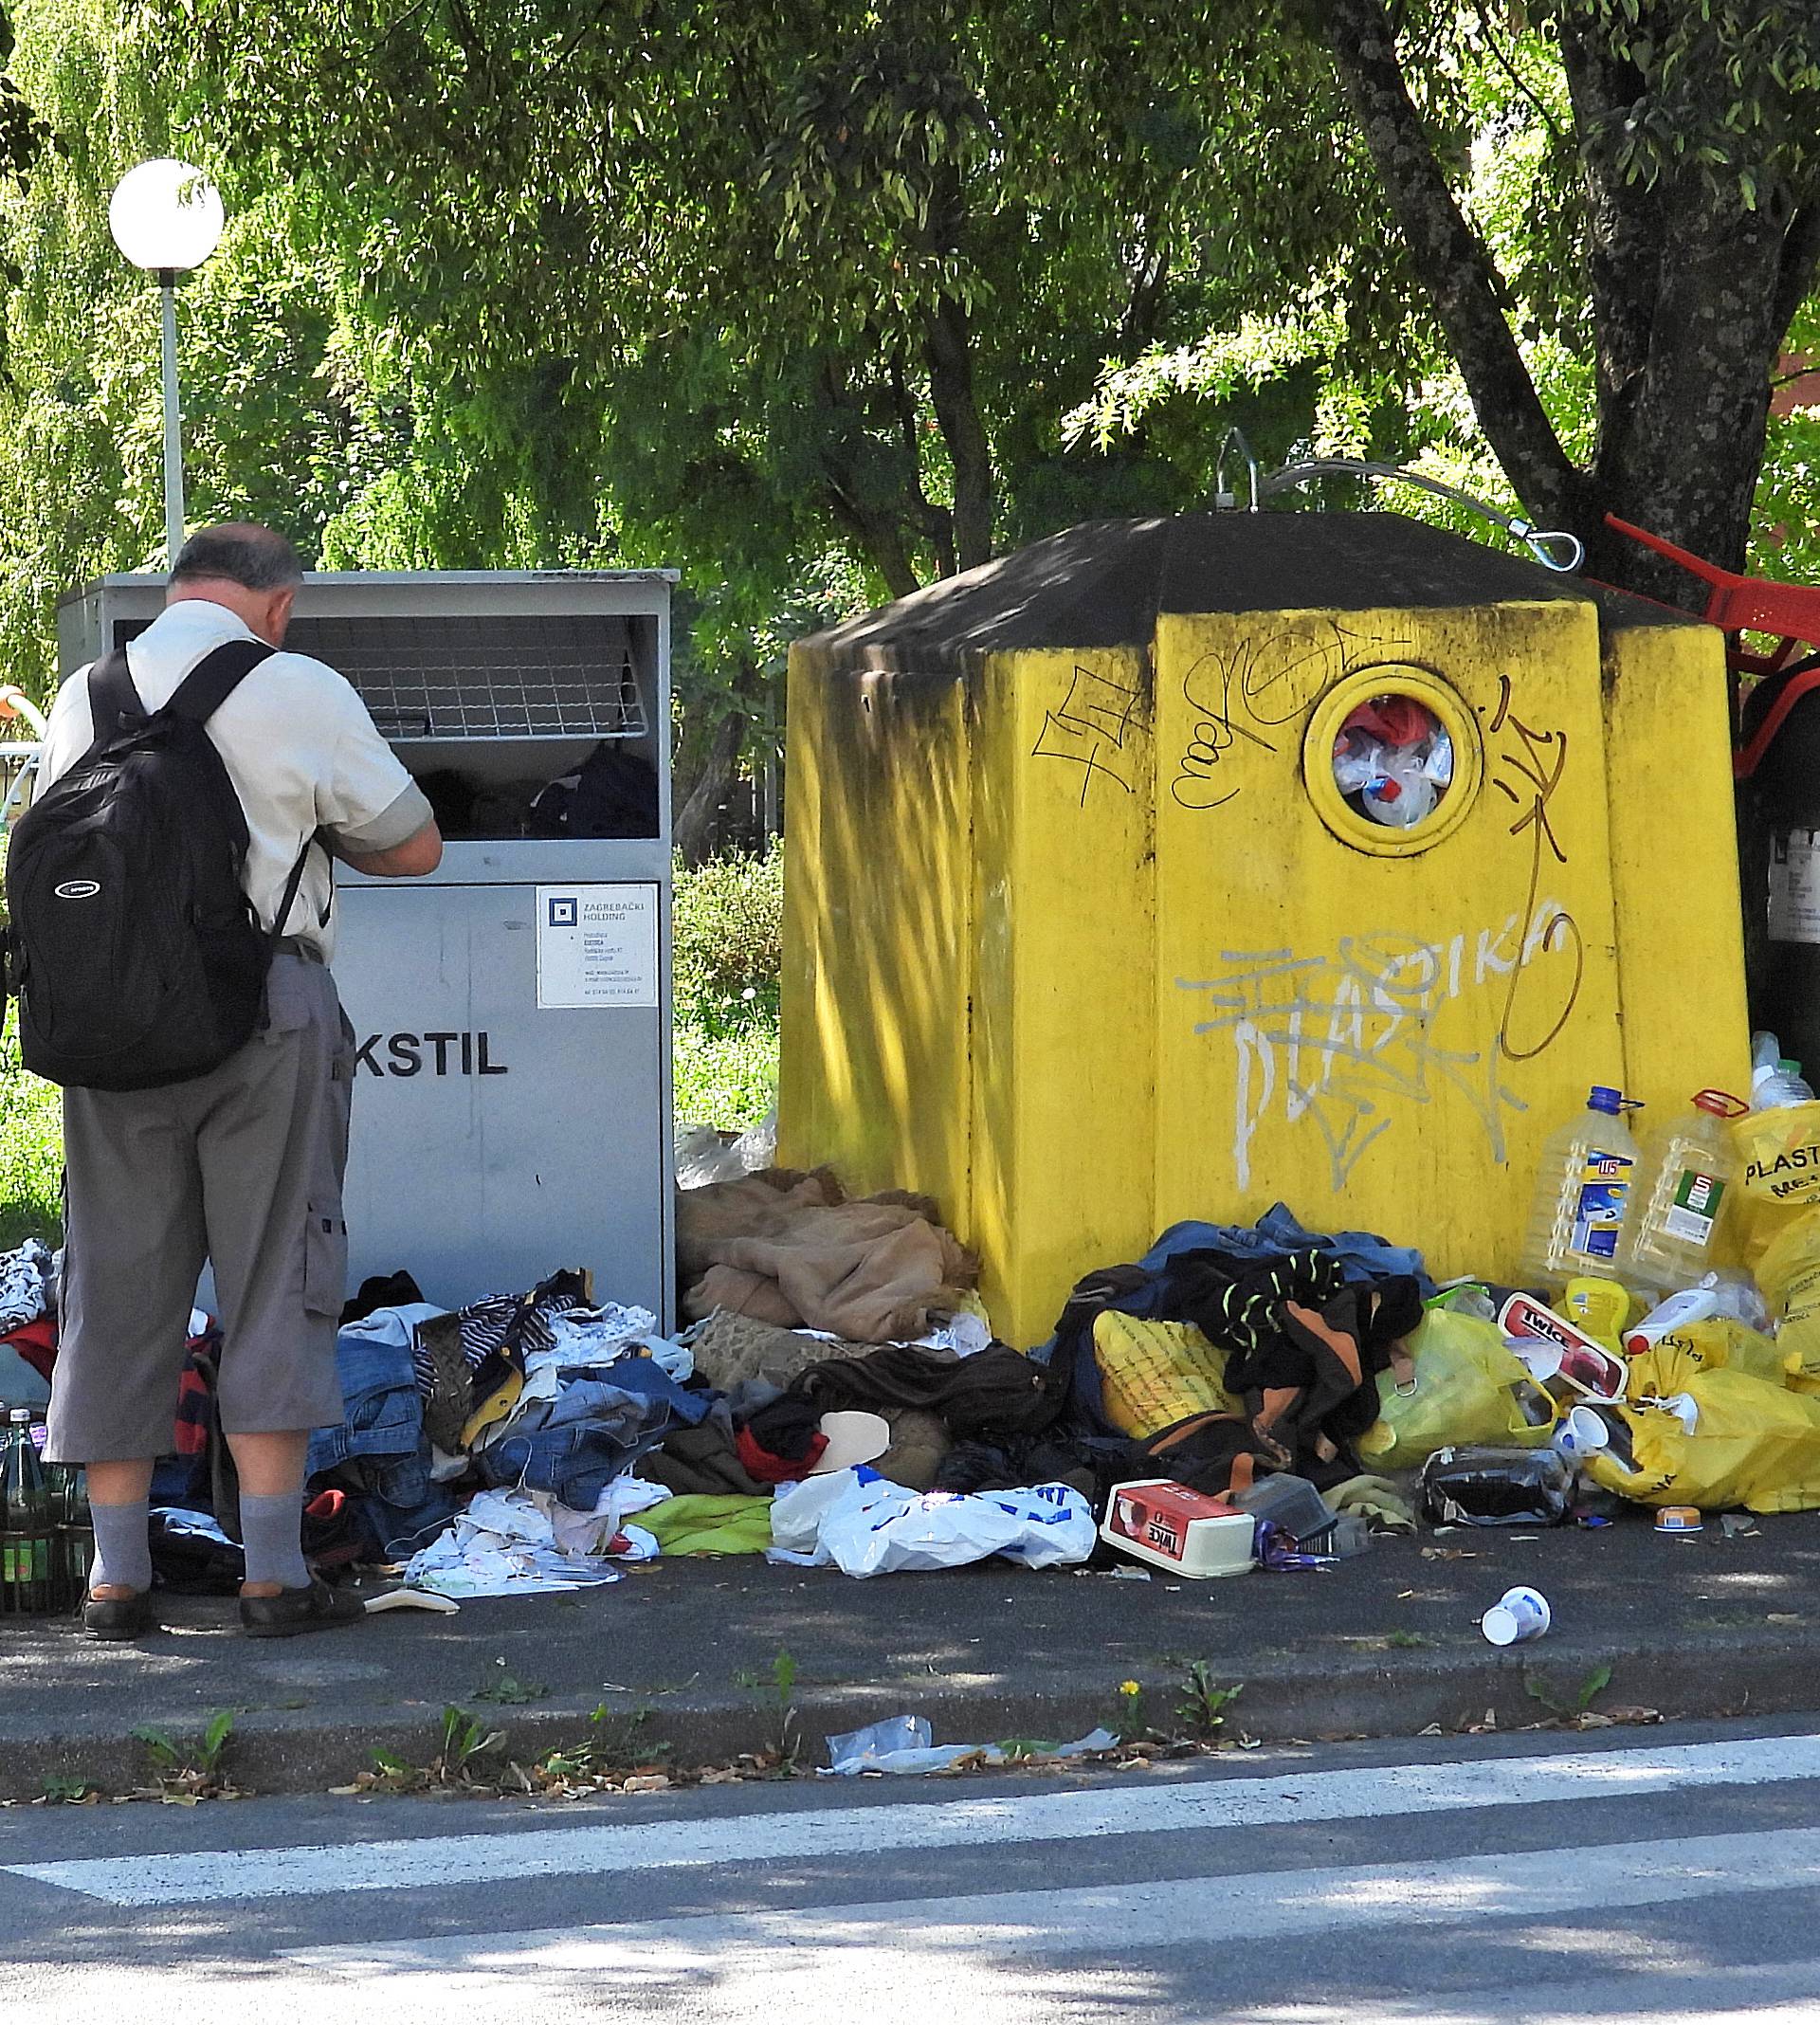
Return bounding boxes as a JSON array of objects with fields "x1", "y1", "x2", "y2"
[
  {"x1": 1585, "y1": 1367, "x2": 1820, "y2": 1513},
  {"x1": 1357, "y1": 1311, "x2": 1556, "y2": 1471},
  {"x1": 1733, "y1": 1102, "x2": 1820, "y2": 1209},
  {"x1": 1753, "y1": 1208, "x2": 1820, "y2": 1388},
  {"x1": 1626, "y1": 1320, "x2": 1793, "y2": 1398}
]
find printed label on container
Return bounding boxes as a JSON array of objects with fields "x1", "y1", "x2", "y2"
[
  {"x1": 1571, "y1": 1149, "x2": 1633, "y2": 1260},
  {"x1": 1662, "y1": 1166, "x2": 1726, "y2": 1247},
  {"x1": 1770, "y1": 830, "x2": 1820, "y2": 945}
]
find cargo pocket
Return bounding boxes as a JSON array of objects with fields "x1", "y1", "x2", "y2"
[{"x1": 304, "y1": 1201, "x2": 349, "y2": 1320}]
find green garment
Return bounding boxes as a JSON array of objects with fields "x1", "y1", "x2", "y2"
[{"x1": 641, "y1": 1494, "x2": 774, "y2": 1557}]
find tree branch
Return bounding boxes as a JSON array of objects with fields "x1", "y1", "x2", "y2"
[{"x1": 1322, "y1": 0, "x2": 1581, "y2": 526}]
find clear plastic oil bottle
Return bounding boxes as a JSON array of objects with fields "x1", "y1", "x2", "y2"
[{"x1": 1520, "y1": 1085, "x2": 1643, "y2": 1291}]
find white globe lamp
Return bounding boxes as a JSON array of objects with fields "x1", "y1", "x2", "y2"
[{"x1": 108, "y1": 159, "x2": 226, "y2": 567}]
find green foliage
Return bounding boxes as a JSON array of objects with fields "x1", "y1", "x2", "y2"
[
  {"x1": 1174, "y1": 1664, "x2": 1243, "y2": 1741},
  {"x1": 671, "y1": 847, "x2": 785, "y2": 1011},
  {"x1": 735, "y1": 1644, "x2": 801, "y2": 1768},
  {"x1": 471, "y1": 1668, "x2": 547, "y2": 1706},
  {"x1": 133, "y1": 1707, "x2": 239, "y2": 1797},
  {"x1": 1525, "y1": 1661, "x2": 1615, "y2": 1722},
  {"x1": 0, "y1": 1025, "x2": 61, "y2": 1250}
]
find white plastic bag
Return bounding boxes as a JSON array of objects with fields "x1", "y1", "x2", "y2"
[{"x1": 801, "y1": 1469, "x2": 1096, "y2": 1577}]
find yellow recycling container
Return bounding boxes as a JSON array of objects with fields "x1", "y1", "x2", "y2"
[{"x1": 780, "y1": 512, "x2": 1751, "y2": 1347}]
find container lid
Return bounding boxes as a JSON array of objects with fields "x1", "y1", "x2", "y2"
[
  {"x1": 1588, "y1": 1085, "x2": 1625, "y2": 1115},
  {"x1": 1481, "y1": 1606, "x2": 1521, "y2": 1646}
]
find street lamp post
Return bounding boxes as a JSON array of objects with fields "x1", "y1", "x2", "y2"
[{"x1": 106, "y1": 159, "x2": 225, "y2": 570}]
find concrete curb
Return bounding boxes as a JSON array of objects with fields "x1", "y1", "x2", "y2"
[{"x1": 9, "y1": 1627, "x2": 1814, "y2": 1801}]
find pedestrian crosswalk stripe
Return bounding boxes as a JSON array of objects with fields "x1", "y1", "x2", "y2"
[
  {"x1": 15, "y1": 1730, "x2": 1820, "y2": 1906},
  {"x1": 287, "y1": 1825, "x2": 1820, "y2": 1985}
]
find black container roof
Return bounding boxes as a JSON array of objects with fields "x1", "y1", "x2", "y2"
[{"x1": 796, "y1": 511, "x2": 1688, "y2": 675}]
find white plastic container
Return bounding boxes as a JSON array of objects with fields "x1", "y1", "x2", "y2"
[
  {"x1": 1623, "y1": 1286, "x2": 1722, "y2": 1357},
  {"x1": 1520, "y1": 1085, "x2": 1643, "y2": 1289},
  {"x1": 1101, "y1": 1480, "x2": 1256, "y2": 1578},
  {"x1": 1619, "y1": 1089, "x2": 1746, "y2": 1291}
]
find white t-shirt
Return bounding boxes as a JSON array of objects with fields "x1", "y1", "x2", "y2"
[{"x1": 38, "y1": 596, "x2": 432, "y2": 962}]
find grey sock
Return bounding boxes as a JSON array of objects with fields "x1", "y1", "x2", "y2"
[
  {"x1": 88, "y1": 1497, "x2": 153, "y2": 1595},
  {"x1": 239, "y1": 1491, "x2": 310, "y2": 1592}
]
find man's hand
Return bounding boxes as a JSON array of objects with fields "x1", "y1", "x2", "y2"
[{"x1": 337, "y1": 818, "x2": 444, "y2": 879}]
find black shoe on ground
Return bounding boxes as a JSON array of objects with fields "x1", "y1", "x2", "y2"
[
  {"x1": 239, "y1": 1576, "x2": 364, "y2": 1639},
  {"x1": 82, "y1": 1590, "x2": 159, "y2": 1641}
]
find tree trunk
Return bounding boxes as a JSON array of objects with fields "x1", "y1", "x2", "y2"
[
  {"x1": 923, "y1": 293, "x2": 996, "y2": 572},
  {"x1": 673, "y1": 706, "x2": 748, "y2": 867},
  {"x1": 1321, "y1": 0, "x2": 1581, "y2": 532}
]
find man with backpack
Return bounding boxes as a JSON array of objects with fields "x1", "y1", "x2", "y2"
[{"x1": 13, "y1": 523, "x2": 442, "y2": 1639}]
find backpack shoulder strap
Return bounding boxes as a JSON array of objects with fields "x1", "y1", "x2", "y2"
[
  {"x1": 166, "y1": 639, "x2": 277, "y2": 725},
  {"x1": 85, "y1": 649, "x2": 139, "y2": 749}
]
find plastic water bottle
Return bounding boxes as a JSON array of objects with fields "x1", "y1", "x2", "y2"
[
  {"x1": 1752, "y1": 1031, "x2": 1816, "y2": 1108},
  {"x1": 1520, "y1": 1085, "x2": 1644, "y2": 1290},
  {"x1": 1, "y1": 1407, "x2": 50, "y2": 1610},
  {"x1": 1618, "y1": 1089, "x2": 1747, "y2": 1293}
]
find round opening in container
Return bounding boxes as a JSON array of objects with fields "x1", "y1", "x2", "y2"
[{"x1": 1330, "y1": 694, "x2": 1454, "y2": 832}]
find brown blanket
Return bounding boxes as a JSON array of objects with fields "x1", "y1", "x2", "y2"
[{"x1": 677, "y1": 1169, "x2": 978, "y2": 1342}]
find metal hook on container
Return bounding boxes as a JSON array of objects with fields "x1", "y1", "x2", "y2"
[{"x1": 1214, "y1": 428, "x2": 1261, "y2": 513}]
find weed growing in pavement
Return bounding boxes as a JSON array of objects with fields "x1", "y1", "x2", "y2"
[
  {"x1": 130, "y1": 1709, "x2": 244, "y2": 1802},
  {"x1": 472, "y1": 1666, "x2": 549, "y2": 1705},
  {"x1": 354, "y1": 1706, "x2": 506, "y2": 1795},
  {"x1": 734, "y1": 1645, "x2": 801, "y2": 1771},
  {"x1": 1384, "y1": 1631, "x2": 1433, "y2": 1651},
  {"x1": 1174, "y1": 1664, "x2": 1243, "y2": 1741},
  {"x1": 36, "y1": 1775, "x2": 99, "y2": 1805},
  {"x1": 1110, "y1": 1678, "x2": 1151, "y2": 1742},
  {"x1": 1524, "y1": 1663, "x2": 1614, "y2": 1728}
]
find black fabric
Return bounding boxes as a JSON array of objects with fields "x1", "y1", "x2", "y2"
[
  {"x1": 790, "y1": 1343, "x2": 1064, "y2": 1442},
  {"x1": 1046, "y1": 1243, "x2": 1421, "y2": 1493},
  {"x1": 529, "y1": 745, "x2": 660, "y2": 839},
  {"x1": 740, "y1": 1395, "x2": 825, "y2": 1465},
  {"x1": 341, "y1": 1270, "x2": 427, "y2": 1326},
  {"x1": 6, "y1": 641, "x2": 289, "y2": 1090}
]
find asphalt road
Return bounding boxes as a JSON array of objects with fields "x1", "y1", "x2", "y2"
[{"x1": 9, "y1": 1715, "x2": 1820, "y2": 2021}]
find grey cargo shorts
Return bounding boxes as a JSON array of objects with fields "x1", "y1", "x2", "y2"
[{"x1": 46, "y1": 954, "x2": 355, "y2": 1463}]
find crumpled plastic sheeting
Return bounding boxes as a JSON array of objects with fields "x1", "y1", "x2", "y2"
[
  {"x1": 769, "y1": 1467, "x2": 1095, "y2": 1577},
  {"x1": 824, "y1": 1714, "x2": 1119, "y2": 1774},
  {"x1": 404, "y1": 1480, "x2": 670, "y2": 1596}
]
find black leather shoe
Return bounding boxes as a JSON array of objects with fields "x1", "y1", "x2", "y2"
[
  {"x1": 82, "y1": 1590, "x2": 159, "y2": 1640},
  {"x1": 239, "y1": 1576, "x2": 364, "y2": 1639}
]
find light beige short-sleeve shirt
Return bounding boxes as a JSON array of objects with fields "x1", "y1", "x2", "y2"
[{"x1": 38, "y1": 596, "x2": 431, "y2": 962}]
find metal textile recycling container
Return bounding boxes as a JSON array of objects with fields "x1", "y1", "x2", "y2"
[
  {"x1": 57, "y1": 571, "x2": 677, "y2": 1324},
  {"x1": 779, "y1": 511, "x2": 1751, "y2": 1347}
]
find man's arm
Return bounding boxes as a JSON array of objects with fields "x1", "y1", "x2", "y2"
[{"x1": 333, "y1": 818, "x2": 444, "y2": 879}]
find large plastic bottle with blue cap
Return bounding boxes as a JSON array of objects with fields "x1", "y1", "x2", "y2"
[{"x1": 1519, "y1": 1084, "x2": 1644, "y2": 1291}]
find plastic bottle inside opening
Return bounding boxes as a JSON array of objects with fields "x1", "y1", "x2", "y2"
[{"x1": 1520, "y1": 1084, "x2": 1643, "y2": 1292}]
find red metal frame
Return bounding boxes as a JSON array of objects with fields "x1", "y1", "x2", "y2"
[{"x1": 1603, "y1": 514, "x2": 1820, "y2": 778}]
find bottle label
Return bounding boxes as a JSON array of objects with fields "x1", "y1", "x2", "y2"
[
  {"x1": 1573, "y1": 1149, "x2": 1633, "y2": 1259},
  {"x1": 1662, "y1": 1166, "x2": 1726, "y2": 1247},
  {"x1": 1771, "y1": 830, "x2": 1820, "y2": 945}
]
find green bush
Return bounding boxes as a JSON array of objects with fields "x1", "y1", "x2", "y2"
[
  {"x1": 0, "y1": 1029, "x2": 62, "y2": 1250},
  {"x1": 672, "y1": 845, "x2": 784, "y2": 1011},
  {"x1": 670, "y1": 845, "x2": 784, "y2": 1131}
]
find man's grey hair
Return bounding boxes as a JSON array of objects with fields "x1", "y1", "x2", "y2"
[{"x1": 170, "y1": 522, "x2": 304, "y2": 593}]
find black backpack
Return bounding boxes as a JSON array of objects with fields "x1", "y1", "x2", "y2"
[{"x1": 5, "y1": 640, "x2": 312, "y2": 1091}]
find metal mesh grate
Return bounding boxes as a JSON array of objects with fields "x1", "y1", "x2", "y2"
[{"x1": 281, "y1": 613, "x2": 648, "y2": 740}]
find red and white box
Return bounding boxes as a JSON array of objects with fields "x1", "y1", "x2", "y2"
[{"x1": 1101, "y1": 1479, "x2": 1257, "y2": 1578}]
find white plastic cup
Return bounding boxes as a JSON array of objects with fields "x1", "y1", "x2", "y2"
[
  {"x1": 1554, "y1": 1405, "x2": 1611, "y2": 1460},
  {"x1": 1482, "y1": 1584, "x2": 1552, "y2": 1646}
]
